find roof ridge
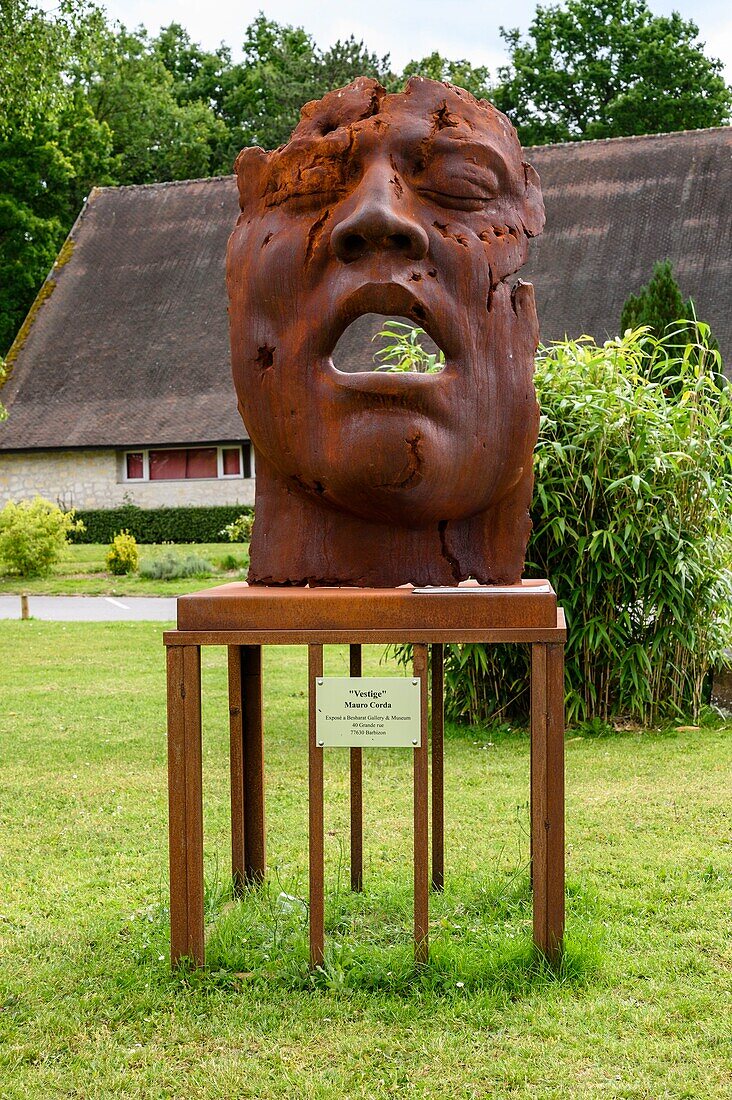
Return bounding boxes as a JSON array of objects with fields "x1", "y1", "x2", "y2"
[
  {"x1": 92, "y1": 174, "x2": 235, "y2": 194},
  {"x1": 526, "y1": 124, "x2": 731, "y2": 151}
]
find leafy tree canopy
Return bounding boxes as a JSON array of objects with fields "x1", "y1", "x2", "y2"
[
  {"x1": 78, "y1": 25, "x2": 230, "y2": 183},
  {"x1": 495, "y1": 0, "x2": 732, "y2": 144},
  {"x1": 219, "y1": 17, "x2": 393, "y2": 151},
  {"x1": 0, "y1": 0, "x2": 106, "y2": 136},
  {"x1": 401, "y1": 52, "x2": 492, "y2": 101}
]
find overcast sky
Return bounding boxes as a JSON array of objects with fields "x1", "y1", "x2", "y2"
[{"x1": 77, "y1": 0, "x2": 732, "y2": 83}]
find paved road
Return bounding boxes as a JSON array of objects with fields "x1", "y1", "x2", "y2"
[{"x1": 0, "y1": 595, "x2": 177, "y2": 621}]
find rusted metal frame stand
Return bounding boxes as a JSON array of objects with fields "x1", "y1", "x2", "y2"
[
  {"x1": 530, "y1": 642, "x2": 565, "y2": 961},
  {"x1": 413, "y1": 644, "x2": 430, "y2": 963},
  {"x1": 165, "y1": 597, "x2": 565, "y2": 971},
  {"x1": 431, "y1": 643, "x2": 445, "y2": 892},
  {"x1": 308, "y1": 645, "x2": 325, "y2": 967},
  {"x1": 349, "y1": 644, "x2": 363, "y2": 892},
  {"x1": 228, "y1": 645, "x2": 266, "y2": 892},
  {"x1": 166, "y1": 644, "x2": 205, "y2": 968}
]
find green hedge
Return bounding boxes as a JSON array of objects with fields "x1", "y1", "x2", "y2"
[{"x1": 71, "y1": 505, "x2": 252, "y2": 544}]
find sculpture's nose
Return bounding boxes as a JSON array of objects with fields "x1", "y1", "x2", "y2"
[{"x1": 330, "y1": 168, "x2": 429, "y2": 263}]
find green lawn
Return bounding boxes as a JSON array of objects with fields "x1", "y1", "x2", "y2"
[
  {"x1": 0, "y1": 542, "x2": 249, "y2": 596},
  {"x1": 1, "y1": 621, "x2": 731, "y2": 1098}
]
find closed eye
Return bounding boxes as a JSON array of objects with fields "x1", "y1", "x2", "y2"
[
  {"x1": 417, "y1": 187, "x2": 495, "y2": 210},
  {"x1": 268, "y1": 187, "x2": 345, "y2": 210}
]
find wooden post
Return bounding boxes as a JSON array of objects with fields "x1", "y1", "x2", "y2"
[
  {"x1": 308, "y1": 644, "x2": 325, "y2": 968},
  {"x1": 228, "y1": 645, "x2": 265, "y2": 892},
  {"x1": 413, "y1": 643, "x2": 429, "y2": 964},
  {"x1": 20, "y1": 594, "x2": 29, "y2": 620},
  {"x1": 431, "y1": 642, "x2": 444, "y2": 891},
  {"x1": 530, "y1": 642, "x2": 565, "y2": 961},
  {"x1": 349, "y1": 644, "x2": 363, "y2": 892},
  {"x1": 166, "y1": 644, "x2": 204, "y2": 968}
]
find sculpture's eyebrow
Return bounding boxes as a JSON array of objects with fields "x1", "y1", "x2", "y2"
[{"x1": 427, "y1": 136, "x2": 511, "y2": 179}]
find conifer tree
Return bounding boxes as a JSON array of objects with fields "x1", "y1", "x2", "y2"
[
  {"x1": 620, "y1": 260, "x2": 724, "y2": 386},
  {"x1": 620, "y1": 260, "x2": 686, "y2": 338}
]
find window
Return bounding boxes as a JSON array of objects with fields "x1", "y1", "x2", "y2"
[
  {"x1": 125, "y1": 452, "x2": 145, "y2": 480},
  {"x1": 221, "y1": 447, "x2": 242, "y2": 477},
  {"x1": 123, "y1": 444, "x2": 250, "y2": 482}
]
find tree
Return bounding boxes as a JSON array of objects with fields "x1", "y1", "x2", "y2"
[
  {"x1": 621, "y1": 260, "x2": 724, "y2": 386},
  {"x1": 152, "y1": 22, "x2": 232, "y2": 113},
  {"x1": 401, "y1": 52, "x2": 492, "y2": 101},
  {"x1": 0, "y1": 1, "x2": 115, "y2": 355},
  {"x1": 0, "y1": 0, "x2": 106, "y2": 136},
  {"x1": 220, "y1": 19, "x2": 394, "y2": 152},
  {"x1": 319, "y1": 36, "x2": 392, "y2": 94},
  {"x1": 0, "y1": 93, "x2": 114, "y2": 357},
  {"x1": 221, "y1": 16, "x2": 320, "y2": 151},
  {"x1": 495, "y1": 0, "x2": 732, "y2": 145},
  {"x1": 80, "y1": 26, "x2": 230, "y2": 184},
  {"x1": 620, "y1": 260, "x2": 686, "y2": 338}
]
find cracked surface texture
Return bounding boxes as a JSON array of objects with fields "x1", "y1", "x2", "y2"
[{"x1": 226, "y1": 76, "x2": 545, "y2": 586}]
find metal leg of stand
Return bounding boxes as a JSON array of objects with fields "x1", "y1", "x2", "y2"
[
  {"x1": 349, "y1": 644, "x2": 363, "y2": 892},
  {"x1": 228, "y1": 645, "x2": 265, "y2": 891},
  {"x1": 167, "y1": 644, "x2": 204, "y2": 968},
  {"x1": 308, "y1": 644, "x2": 325, "y2": 968},
  {"x1": 413, "y1": 643, "x2": 429, "y2": 963},
  {"x1": 431, "y1": 643, "x2": 444, "y2": 891},
  {"x1": 530, "y1": 642, "x2": 565, "y2": 961}
]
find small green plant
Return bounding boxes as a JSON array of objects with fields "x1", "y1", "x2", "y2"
[
  {"x1": 0, "y1": 497, "x2": 84, "y2": 577},
  {"x1": 139, "y1": 551, "x2": 213, "y2": 580},
  {"x1": 221, "y1": 511, "x2": 254, "y2": 543},
  {"x1": 217, "y1": 552, "x2": 244, "y2": 572},
  {"x1": 105, "y1": 530, "x2": 139, "y2": 575},
  {"x1": 372, "y1": 320, "x2": 445, "y2": 373}
]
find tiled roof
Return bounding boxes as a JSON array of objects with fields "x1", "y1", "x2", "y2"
[
  {"x1": 524, "y1": 126, "x2": 732, "y2": 354},
  {"x1": 1, "y1": 126, "x2": 729, "y2": 451},
  {"x1": 0, "y1": 177, "x2": 244, "y2": 450}
]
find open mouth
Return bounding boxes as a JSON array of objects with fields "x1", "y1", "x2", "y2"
[
  {"x1": 332, "y1": 312, "x2": 446, "y2": 375},
  {"x1": 324, "y1": 283, "x2": 453, "y2": 379}
]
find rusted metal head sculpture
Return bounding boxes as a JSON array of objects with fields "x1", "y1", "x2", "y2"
[{"x1": 227, "y1": 77, "x2": 545, "y2": 586}]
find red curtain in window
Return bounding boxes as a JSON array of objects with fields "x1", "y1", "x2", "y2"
[
  {"x1": 149, "y1": 448, "x2": 217, "y2": 480},
  {"x1": 126, "y1": 452, "x2": 144, "y2": 479},
  {"x1": 222, "y1": 448, "x2": 241, "y2": 476}
]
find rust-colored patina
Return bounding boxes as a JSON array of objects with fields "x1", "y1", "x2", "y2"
[
  {"x1": 165, "y1": 585, "x2": 566, "y2": 967},
  {"x1": 227, "y1": 76, "x2": 545, "y2": 586}
]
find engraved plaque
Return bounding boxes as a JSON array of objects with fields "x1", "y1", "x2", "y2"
[{"x1": 316, "y1": 677, "x2": 421, "y2": 748}]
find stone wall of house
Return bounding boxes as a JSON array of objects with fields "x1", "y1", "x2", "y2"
[{"x1": 0, "y1": 449, "x2": 255, "y2": 510}]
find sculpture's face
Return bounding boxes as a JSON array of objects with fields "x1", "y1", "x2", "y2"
[{"x1": 227, "y1": 77, "x2": 544, "y2": 527}]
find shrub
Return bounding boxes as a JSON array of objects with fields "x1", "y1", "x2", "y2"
[
  {"x1": 221, "y1": 511, "x2": 255, "y2": 543},
  {"x1": 139, "y1": 551, "x2": 214, "y2": 581},
  {"x1": 218, "y1": 552, "x2": 245, "y2": 571},
  {"x1": 0, "y1": 497, "x2": 84, "y2": 577},
  {"x1": 444, "y1": 324, "x2": 732, "y2": 727},
  {"x1": 106, "y1": 531, "x2": 139, "y2": 575},
  {"x1": 71, "y1": 505, "x2": 251, "y2": 544}
]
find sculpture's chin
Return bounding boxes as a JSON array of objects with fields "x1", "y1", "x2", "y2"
[{"x1": 282, "y1": 419, "x2": 503, "y2": 529}]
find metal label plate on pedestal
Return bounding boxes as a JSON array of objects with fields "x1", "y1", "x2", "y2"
[{"x1": 316, "y1": 677, "x2": 421, "y2": 747}]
